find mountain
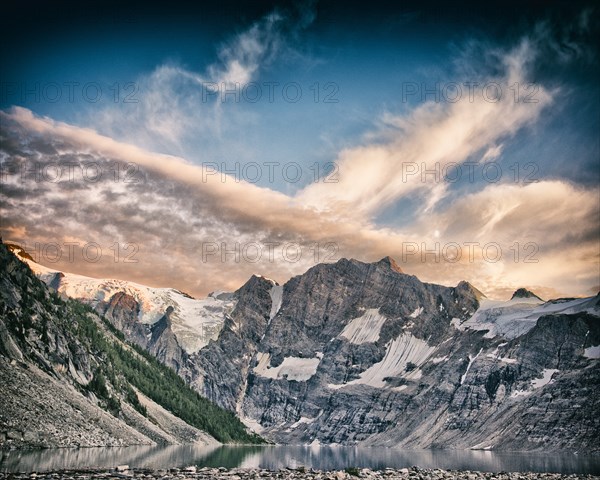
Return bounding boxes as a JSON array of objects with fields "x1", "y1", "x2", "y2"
[
  {"x1": 203, "y1": 259, "x2": 600, "y2": 452},
  {"x1": 0, "y1": 241, "x2": 263, "y2": 448},
  {"x1": 7, "y1": 244, "x2": 600, "y2": 452},
  {"x1": 511, "y1": 288, "x2": 544, "y2": 302}
]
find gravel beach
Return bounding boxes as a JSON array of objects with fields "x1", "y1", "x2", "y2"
[{"x1": 0, "y1": 467, "x2": 598, "y2": 480}]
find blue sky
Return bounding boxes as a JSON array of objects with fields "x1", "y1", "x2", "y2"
[{"x1": 1, "y1": 1, "x2": 599, "y2": 299}]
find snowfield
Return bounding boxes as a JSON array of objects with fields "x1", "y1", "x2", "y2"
[
  {"x1": 453, "y1": 296, "x2": 599, "y2": 339},
  {"x1": 329, "y1": 333, "x2": 436, "y2": 390},
  {"x1": 253, "y1": 352, "x2": 322, "y2": 382},
  {"x1": 19, "y1": 256, "x2": 233, "y2": 353},
  {"x1": 339, "y1": 309, "x2": 387, "y2": 344}
]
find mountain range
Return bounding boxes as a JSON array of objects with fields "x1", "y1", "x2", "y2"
[{"x1": 2, "y1": 241, "x2": 599, "y2": 452}]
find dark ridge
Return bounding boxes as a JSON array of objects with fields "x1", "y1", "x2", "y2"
[{"x1": 511, "y1": 288, "x2": 543, "y2": 301}]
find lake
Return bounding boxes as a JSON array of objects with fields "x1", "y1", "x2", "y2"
[{"x1": 1, "y1": 445, "x2": 599, "y2": 474}]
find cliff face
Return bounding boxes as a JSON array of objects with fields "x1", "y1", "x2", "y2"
[
  {"x1": 98, "y1": 291, "x2": 148, "y2": 347},
  {"x1": 12, "y1": 242, "x2": 600, "y2": 452},
  {"x1": 193, "y1": 258, "x2": 599, "y2": 452}
]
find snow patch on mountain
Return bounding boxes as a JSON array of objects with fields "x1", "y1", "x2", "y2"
[
  {"x1": 339, "y1": 309, "x2": 387, "y2": 344},
  {"x1": 450, "y1": 318, "x2": 465, "y2": 331},
  {"x1": 461, "y1": 348, "x2": 483, "y2": 385},
  {"x1": 330, "y1": 333, "x2": 436, "y2": 390},
  {"x1": 269, "y1": 285, "x2": 283, "y2": 321},
  {"x1": 454, "y1": 296, "x2": 598, "y2": 340},
  {"x1": 253, "y1": 352, "x2": 321, "y2": 382},
  {"x1": 531, "y1": 368, "x2": 559, "y2": 389},
  {"x1": 430, "y1": 355, "x2": 449, "y2": 364},
  {"x1": 511, "y1": 368, "x2": 560, "y2": 398},
  {"x1": 290, "y1": 416, "x2": 317, "y2": 428},
  {"x1": 583, "y1": 345, "x2": 600, "y2": 359}
]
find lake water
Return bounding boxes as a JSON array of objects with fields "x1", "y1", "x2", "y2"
[{"x1": 1, "y1": 445, "x2": 599, "y2": 474}]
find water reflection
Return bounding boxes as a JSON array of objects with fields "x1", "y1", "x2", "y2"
[{"x1": 1, "y1": 445, "x2": 598, "y2": 474}]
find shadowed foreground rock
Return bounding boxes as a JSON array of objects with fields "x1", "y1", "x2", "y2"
[{"x1": 0, "y1": 467, "x2": 598, "y2": 480}]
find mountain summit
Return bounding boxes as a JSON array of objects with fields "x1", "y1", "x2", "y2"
[
  {"x1": 374, "y1": 255, "x2": 404, "y2": 273},
  {"x1": 511, "y1": 288, "x2": 544, "y2": 301},
  {"x1": 5, "y1": 242, "x2": 35, "y2": 262}
]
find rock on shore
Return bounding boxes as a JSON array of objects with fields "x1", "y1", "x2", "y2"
[{"x1": 0, "y1": 467, "x2": 598, "y2": 480}]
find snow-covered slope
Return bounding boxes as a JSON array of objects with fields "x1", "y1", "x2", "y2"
[
  {"x1": 329, "y1": 333, "x2": 436, "y2": 390},
  {"x1": 253, "y1": 352, "x2": 323, "y2": 382},
  {"x1": 8, "y1": 245, "x2": 233, "y2": 353},
  {"x1": 452, "y1": 296, "x2": 598, "y2": 339},
  {"x1": 339, "y1": 309, "x2": 387, "y2": 344}
]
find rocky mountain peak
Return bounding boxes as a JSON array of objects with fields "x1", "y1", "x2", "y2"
[
  {"x1": 511, "y1": 288, "x2": 543, "y2": 301},
  {"x1": 374, "y1": 256, "x2": 403, "y2": 273},
  {"x1": 4, "y1": 236, "x2": 599, "y2": 452},
  {"x1": 5, "y1": 243, "x2": 35, "y2": 262},
  {"x1": 240, "y1": 275, "x2": 278, "y2": 294},
  {"x1": 455, "y1": 280, "x2": 486, "y2": 301},
  {"x1": 150, "y1": 306, "x2": 175, "y2": 335}
]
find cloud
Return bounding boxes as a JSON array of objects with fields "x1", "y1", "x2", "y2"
[
  {"x1": 480, "y1": 144, "x2": 503, "y2": 162},
  {"x1": 407, "y1": 180, "x2": 600, "y2": 296},
  {"x1": 297, "y1": 38, "x2": 553, "y2": 218},
  {"x1": 1, "y1": 25, "x2": 598, "y2": 300},
  {"x1": 2, "y1": 103, "x2": 598, "y2": 300},
  {"x1": 209, "y1": 11, "x2": 285, "y2": 88},
  {"x1": 92, "y1": 7, "x2": 314, "y2": 156}
]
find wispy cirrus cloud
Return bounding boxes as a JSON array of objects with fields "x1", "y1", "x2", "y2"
[
  {"x1": 297, "y1": 38, "x2": 553, "y2": 218},
  {"x1": 92, "y1": 7, "x2": 315, "y2": 157}
]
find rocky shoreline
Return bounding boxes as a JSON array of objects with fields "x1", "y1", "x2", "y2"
[{"x1": 0, "y1": 467, "x2": 598, "y2": 479}]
